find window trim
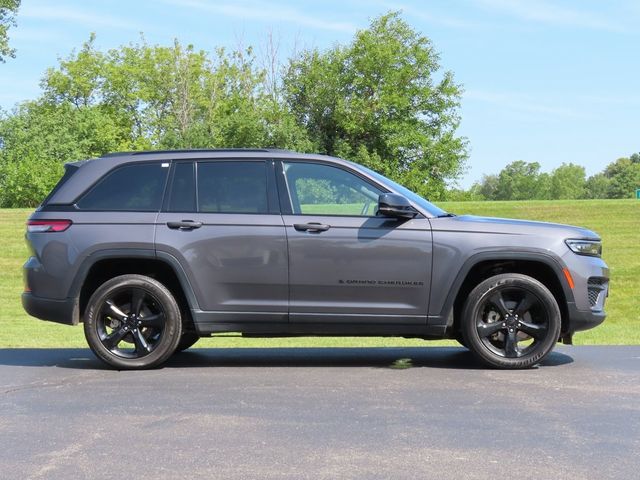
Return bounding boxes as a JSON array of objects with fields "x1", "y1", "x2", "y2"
[
  {"x1": 74, "y1": 161, "x2": 171, "y2": 212},
  {"x1": 275, "y1": 159, "x2": 390, "y2": 218}
]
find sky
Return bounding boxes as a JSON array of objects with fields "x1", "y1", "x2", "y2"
[{"x1": 1, "y1": 0, "x2": 639, "y2": 188}]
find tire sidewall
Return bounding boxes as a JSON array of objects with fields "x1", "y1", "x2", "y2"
[{"x1": 84, "y1": 274, "x2": 182, "y2": 369}]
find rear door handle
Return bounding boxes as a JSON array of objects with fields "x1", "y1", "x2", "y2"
[
  {"x1": 293, "y1": 222, "x2": 331, "y2": 233},
  {"x1": 167, "y1": 220, "x2": 202, "y2": 230}
]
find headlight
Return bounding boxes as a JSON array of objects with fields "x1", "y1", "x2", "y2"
[{"x1": 565, "y1": 239, "x2": 602, "y2": 257}]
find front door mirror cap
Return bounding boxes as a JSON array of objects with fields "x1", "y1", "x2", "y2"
[{"x1": 377, "y1": 193, "x2": 418, "y2": 219}]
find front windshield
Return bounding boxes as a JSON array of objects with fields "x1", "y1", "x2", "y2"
[{"x1": 358, "y1": 165, "x2": 449, "y2": 217}]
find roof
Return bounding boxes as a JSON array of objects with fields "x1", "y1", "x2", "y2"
[{"x1": 100, "y1": 148, "x2": 295, "y2": 158}]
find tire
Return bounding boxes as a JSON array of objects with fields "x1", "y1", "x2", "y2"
[
  {"x1": 83, "y1": 274, "x2": 182, "y2": 369},
  {"x1": 461, "y1": 273, "x2": 561, "y2": 369},
  {"x1": 176, "y1": 332, "x2": 200, "y2": 352}
]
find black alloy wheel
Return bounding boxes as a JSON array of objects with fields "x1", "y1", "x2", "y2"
[
  {"x1": 461, "y1": 273, "x2": 561, "y2": 369},
  {"x1": 84, "y1": 275, "x2": 182, "y2": 369}
]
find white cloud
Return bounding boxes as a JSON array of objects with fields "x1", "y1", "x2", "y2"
[
  {"x1": 464, "y1": 89, "x2": 589, "y2": 120},
  {"x1": 579, "y1": 94, "x2": 640, "y2": 107},
  {"x1": 163, "y1": 0, "x2": 357, "y2": 33},
  {"x1": 378, "y1": 1, "x2": 486, "y2": 29},
  {"x1": 10, "y1": 26, "x2": 69, "y2": 43},
  {"x1": 472, "y1": 0, "x2": 627, "y2": 32},
  {"x1": 21, "y1": 4, "x2": 139, "y2": 30}
]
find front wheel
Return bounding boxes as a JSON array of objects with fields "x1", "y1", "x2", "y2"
[
  {"x1": 461, "y1": 273, "x2": 561, "y2": 369},
  {"x1": 83, "y1": 274, "x2": 182, "y2": 369}
]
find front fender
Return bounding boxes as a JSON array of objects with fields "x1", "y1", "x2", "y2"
[{"x1": 428, "y1": 249, "x2": 574, "y2": 328}]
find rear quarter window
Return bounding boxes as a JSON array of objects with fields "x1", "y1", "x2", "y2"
[
  {"x1": 77, "y1": 163, "x2": 169, "y2": 211},
  {"x1": 40, "y1": 164, "x2": 79, "y2": 207}
]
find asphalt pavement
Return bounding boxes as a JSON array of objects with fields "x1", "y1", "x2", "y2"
[{"x1": 0, "y1": 345, "x2": 638, "y2": 479}]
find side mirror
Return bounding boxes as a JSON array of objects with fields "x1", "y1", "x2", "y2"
[{"x1": 377, "y1": 193, "x2": 417, "y2": 219}]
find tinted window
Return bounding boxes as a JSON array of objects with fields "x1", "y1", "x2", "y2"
[
  {"x1": 77, "y1": 163, "x2": 169, "y2": 211},
  {"x1": 41, "y1": 164, "x2": 79, "y2": 206},
  {"x1": 282, "y1": 162, "x2": 382, "y2": 216},
  {"x1": 360, "y1": 165, "x2": 448, "y2": 217},
  {"x1": 197, "y1": 162, "x2": 268, "y2": 214},
  {"x1": 167, "y1": 162, "x2": 196, "y2": 212}
]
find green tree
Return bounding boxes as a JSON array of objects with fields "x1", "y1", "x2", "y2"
[
  {"x1": 42, "y1": 36, "x2": 310, "y2": 151},
  {"x1": 1, "y1": 34, "x2": 314, "y2": 206},
  {"x1": 445, "y1": 187, "x2": 484, "y2": 201},
  {"x1": 471, "y1": 174, "x2": 499, "y2": 200},
  {"x1": 0, "y1": 101, "x2": 130, "y2": 206},
  {"x1": 600, "y1": 155, "x2": 640, "y2": 198},
  {"x1": 583, "y1": 173, "x2": 611, "y2": 199},
  {"x1": 284, "y1": 12, "x2": 467, "y2": 200},
  {"x1": 0, "y1": 0, "x2": 19, "y2": 62},
  {"x1": 549, "y1": 163, "x2": 586, "y2": 199},
  {"x1": 493, "y1": 161, "x2": 547, "y2": 200}
]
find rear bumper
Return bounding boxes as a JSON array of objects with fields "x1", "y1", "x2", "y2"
[
  {"x1": 565, "y1": 301, "x2": 606, "y2": 334},
  {"x1": 21, "y1": 293, "x2": 79, "y2": 325}
]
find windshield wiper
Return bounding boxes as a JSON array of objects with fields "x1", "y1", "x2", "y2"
[{"x1": 437, "y1": 213, "x2": 456, "y2": 218}]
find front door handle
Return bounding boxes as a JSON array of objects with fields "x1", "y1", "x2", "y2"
[
  {"x1": 294, "y1": 222, "x2": 331, "y2": 233},
  {"x1": 167, "y1": 220, "x2": 202, "y2": 230}
]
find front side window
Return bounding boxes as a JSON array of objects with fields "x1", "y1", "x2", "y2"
[
  {"x1": 282, "y1": 162, "x2": 383, "y2": 216},
  {"x1": 197, "y1": 161, "x2": 268, "y2": 214},
  {"x1": 77, "y1": 163, "x2": 169, "y2": 211}
]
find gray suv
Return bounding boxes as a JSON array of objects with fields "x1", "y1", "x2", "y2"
[{"x1": 22, "y1": 149, "x2": 609, "y2": 369}]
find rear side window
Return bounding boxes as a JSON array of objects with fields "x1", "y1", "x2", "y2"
[
  {"x1": 197, "y1": 161, "x2": 268, "y2": 213},
  {"x1": 77, "y1": 163, "x2": 169, "y2": 211}
]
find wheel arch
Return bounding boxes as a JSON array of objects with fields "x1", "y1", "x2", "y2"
[
  {"x1": 70, "y1": 249, "x2": 200, "y2": 325},
  {"x1": 438, "y1": 251, "x2": 574, "y2": 336}
]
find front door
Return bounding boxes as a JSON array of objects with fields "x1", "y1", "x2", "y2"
[{"x1": 278, "y1": 160, "x2": 432, "y2": 324}]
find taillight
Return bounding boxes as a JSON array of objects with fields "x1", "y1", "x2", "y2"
[{"x1": 27, "y1": 219, "x2": 72, "y2": 233}]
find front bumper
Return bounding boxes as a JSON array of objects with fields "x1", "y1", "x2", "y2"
[
  {"x1": 22, "y1": 293, "x2": 79, "y2": 325},
  {"x1": 565, "y1": 301, "x2": 606, "y2": 334},
  {"x1": 561, "y1": 250, "x2": 608, "y2": 335}
]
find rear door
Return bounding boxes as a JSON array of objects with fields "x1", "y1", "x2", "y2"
[
  {"x1": 155, "y1": 159, "x2": 288, "y2": 323},
  {"x1": 277, "y1": 160, "x2": 432, "y2": 324}
]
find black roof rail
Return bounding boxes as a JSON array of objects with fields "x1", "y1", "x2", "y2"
[
  {"x1": 100, "y1": 151, "x2": 136, "y2": 157},
  {"x1": 100, "y1": 148, "x2": 294, "y2": 158}
]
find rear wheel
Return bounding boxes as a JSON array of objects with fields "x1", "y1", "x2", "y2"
[
  {"x1": 83, "y1": 274, "x2": 182, "y2": 369},
  {"x1": 461, "y1": 273, "x2": 561, "y2": 369}
]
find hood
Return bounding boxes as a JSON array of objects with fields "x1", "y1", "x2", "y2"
[{"x1": 435, "y1": 215, "x2": 600, "y2": 240}]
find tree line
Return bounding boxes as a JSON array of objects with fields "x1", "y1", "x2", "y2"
[
  {"x1": 1, "y1": 5, "x2": 636, "y2": 207},
  {"x1": 0, "y1": 12, "x2": 467, "y2": 207},
  {"x1": 450, "y1": 153, "x2": 640, "y2": 201}
]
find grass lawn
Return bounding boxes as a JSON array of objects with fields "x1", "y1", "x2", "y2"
[{"x1": 1, "y1": 199, "x2": 638, "y2": 348}]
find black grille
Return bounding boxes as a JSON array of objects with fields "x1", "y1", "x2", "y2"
[
  {"x1": 587, "y1": 277, "x2": 608, "y2": 309},
  {"x1": 588, "y1": 288, "x2": 600, "y2": 306}
]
